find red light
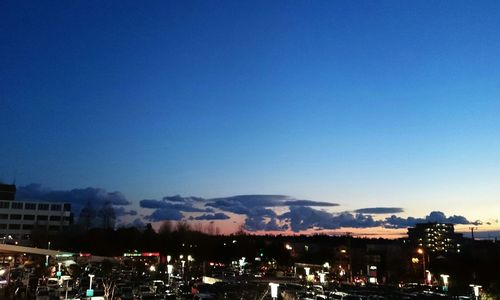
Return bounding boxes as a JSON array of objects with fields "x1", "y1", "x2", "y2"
[
  {"x1": 79, "y1": 253, "x2": 91, "y2": 257},
  {"x1": 141, "y1": 252, "x2": 160, "y2": 257}
]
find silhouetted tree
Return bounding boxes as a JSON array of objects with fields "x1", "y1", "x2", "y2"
[
  {"x1": 78, "y1": 201, "x2": 96, "y2": 231},
  {"x1": 98, "y1": 201, "x2": 116, "y2": 229}
]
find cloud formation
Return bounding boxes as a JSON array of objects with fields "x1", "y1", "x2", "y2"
[
  {"x1": 280, "y1": 207, "x2": 382, "y2": 232},
  {"x1": 384, "y1": 211, "x2": 472, "y2": 228},
  {"x1": 16, "y1": 185, "x2": 475, "y2": 233},
  {"x1": 140, "y1": 195, "x2": 213, "y2": 221},
  {"x1": 354, "y1": 207, "x2": 404, "y2": 214},
  {"x1": 205, "y1": 195, "x2": 338, "y2": 230},
  {"x1": 192, "y1": 213, "x2": 231, "y2": 221},
  {"x1": 206, "y1": 195, "x2": 338, "y2": 214},
  {"x1": 16, "y1": 184, "x2": 131, "y2": 219}
]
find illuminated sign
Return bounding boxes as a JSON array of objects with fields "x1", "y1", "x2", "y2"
[{"x1": 142, "y1": 252, "x2": 160, "y2": 257}]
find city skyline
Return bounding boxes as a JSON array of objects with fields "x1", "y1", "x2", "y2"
[{"x1": 2, "y1": 1, "x2": 500, "y2": 236}]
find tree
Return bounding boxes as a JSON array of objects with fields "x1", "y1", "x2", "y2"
[
  {"x1": 158, "y1": 220, "x2": 173, "y2": 235},
  {"x1": 78, "y1": 201, "x2": 96, "y2": 231},
  {"x1": 98, "y1": 201, "x2": 116, "y2": 229}
]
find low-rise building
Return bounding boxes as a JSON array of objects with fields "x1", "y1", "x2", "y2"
[{"x1": 0, "y1": 184, "x2": 73, "y2": 244}]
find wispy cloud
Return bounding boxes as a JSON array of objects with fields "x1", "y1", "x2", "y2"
[
  {"x1": 192, "y1": 213, "x2": 231, "y2": 221},
  {"x1": 354, "y1": 207, "x2": 404, "y2": 214}
]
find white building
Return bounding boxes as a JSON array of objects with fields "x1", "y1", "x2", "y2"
[{"x1": 0, "y1": 199, "x2": 72, "y2": 243}]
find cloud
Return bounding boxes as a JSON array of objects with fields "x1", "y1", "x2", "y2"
[
  {"x1": 284, "y1": 200, "x2": 339, "y2": 207},
  {"x1": 163, "y1": 195, "x2": 205, "y2": 202},
  {"x1": 140, "y1": 196, "x2": 213, "y2": 222},
  {"x1": 114, "y1": 207, "x2": 138, "y2": 217},
  {"x1": 140, "y1": 199, "x2": 209, "y2": 212},
  {"x1": 204, "y1": 195, "x2": 338, "y2": 231},
  {"x1": 193, "y1": 213, "x2": 231, "y2": 221},
  {"x1": 145, "y1": 208, "x2": 183, "y2": 221},
  {"x1": 244, "y1": 207, "x2": 288, "y2": 231},
  {"x1": 16, "y1": 184, "x2": 132, "y2": 221},
  {"x1": 384, "y1": 211, "x2": 472, "y2": 228},
  {"x1": 280, "y1": 206, "x2": 382, "y2": 232},
  {"x1": 354, "y1": 207, "x2": 404, "y2": 214},
  {"x1": 206, "y1": 195, "x2": 338, "y2": 214},
  {"x1": 130, "y1": 218, "x2": 145, "y2": 228}
]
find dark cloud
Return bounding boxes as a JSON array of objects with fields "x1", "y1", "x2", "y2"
[
  {"x1": 139, "y1": 199, "x2": 209, "y2": 212},
  {"x1": 141, "y1": 196, "x2": 213, "y2": 222},
  {"x1": 244, "y1": 207, "x2": 288, "y2": 231},
  {"x1": 206, "y1": 195, "x2": 338, "y2": 215},
  {"x1": 284, "y1": 200, "x2": 339, "y2": 207},
  {"x1": 16, "y1": 184, "x2": 132, "y2": 221},
  {"x1": 204, "y1": 195, "x2": 337, "y2": 231},
  {"x1": 163, "y1": 195, "x2": 205, "y2": 202},
  {"x1": 131, "y1": 218, "x2": 145, "y2": 228},
  {"x1": 17, "y1": 184, "x2": 130, "y2": 206},
  {"x1": 280, "y1": 207, "x2": 382, "y2": 232},
  {"x1": 193, "y1": 213, "x2": 231, "y2": 221},
  {"x1": 145, "y1": 208, "x2": 183, "y2": 221},
  {"x1": 114, "y1": 207, "x2": 138, "y2": 217},
  {"x1": 354, "y1": 207, "x2": 404, "y2": 214},
  {"x1": 384, "y1": 211, "x2": 472, "y2": 228},
  {"x1": 137, "y1": 194, "x2": 473, "y2": 233}
]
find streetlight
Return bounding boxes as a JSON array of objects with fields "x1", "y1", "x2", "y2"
[
  {"x1": 181, "y1": 260, "x2": 186, "y2": 277},
  {"x1": 48, "y1": 241, "x2": 51, "y2": 250},
  {"x1": 269, "y1": 283, "x2": 279, "y2": 300},
  {"x1": 167, "y1": 264, "x2": 173, "y2": 285},
  {"x1": 417, "y1": 248, "x2": 426, "y2": 284},
  {"x1": 87, "y1": 274, "x2": 95, "y2": 297},
  {"x1": 470, "y1": 284, "x2": 481, "y2": 300},
  {"x1": 440, "y1": 274, "x2": 449, "y2": 293},
  {"x1": 304, "y1": 267, "x2": 310, "y2": 278},
  {"x1": 45, "y1": 255, "x2": 49, "y2": 267},
  {"x1": 167, "y1": 255, "x2": 171, "y2": 263}
]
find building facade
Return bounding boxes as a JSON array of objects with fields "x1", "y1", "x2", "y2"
[
  {"x1": 0, "y1": 184, "x2": 73, "y2": 244},
  {"x1": 407, "y1": 222, "x2": 463, "y2": 253}
]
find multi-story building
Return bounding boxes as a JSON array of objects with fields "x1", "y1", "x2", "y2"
[
  {"x1": 407, "y1": 222, "x2": 463, "y2": 253},
  {"x1": 0, "y1": 184, "x2": 73, "y2": 244}
]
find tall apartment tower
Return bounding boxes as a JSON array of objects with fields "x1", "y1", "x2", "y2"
[{"x1": 407, "y1": 222, "x2": 463, "y2": 253}]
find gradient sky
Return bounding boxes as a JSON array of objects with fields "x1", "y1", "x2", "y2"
[{"x1": 2, "y1": 1, "x2": 500, "y2": 235}]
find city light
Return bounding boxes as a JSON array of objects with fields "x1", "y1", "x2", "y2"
[{"x1": 269, "y1": 283, "x2": 279, "y2": 299}]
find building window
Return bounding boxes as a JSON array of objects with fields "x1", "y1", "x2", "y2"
[
  {"x1": 51, "y1": 204, "x2": 62, "y2": 211},
  {"x1": 48, "y1": 225, "x2": 60, "y2": 231},
  {"x1": 0, "y1": 202, "x2": 10, "y2": 209},
  {"x1": 23, "y1": 215, "x2": 35, "y2": 220},
  {"x1": 49, "y1": 216, "x2": 61, "y2": 221},
  {"x1": 0, "y1": 224, "x2": 6, "y2": 229},
  {"x1": 63, "y1": 203, "x2": 71, "y2": 211},
  {"x1": 37, "y1": 215, "x2": 48, "y2": 221},
  {"x1": 10, "y1": 214, "x2": 22, "y2": 220},
  {"x1": 0, "y1": 214, "x2": 8, "y2": 219},
  {"x1": 22, "y1": 224, "x2": 34, "y2": 230},
  {"x1": 25, "y1": 203, "x2": 37, "y2": 210},
  {"x1": 38, "y1": 203, "x2": 49, "y2": 210},
  {"x1": 8, "y1": 224, "x2": 21, "y2": 230},
  {"x1": 11, "y1": 202, "x2": 23, "y2": 209}
]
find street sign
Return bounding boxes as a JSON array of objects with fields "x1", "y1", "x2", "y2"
[{"x1": 86, "y1": 289, "x2": 94, "y2": 297}]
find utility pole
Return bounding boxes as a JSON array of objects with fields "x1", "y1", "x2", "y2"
[{"x1": 469, "y1": 227, "x2": 477, "y2": 240}]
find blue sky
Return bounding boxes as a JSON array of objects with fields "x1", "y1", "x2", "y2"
[{"x1": 2, "y1": 1, "x2": 500, "y2": 233}]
